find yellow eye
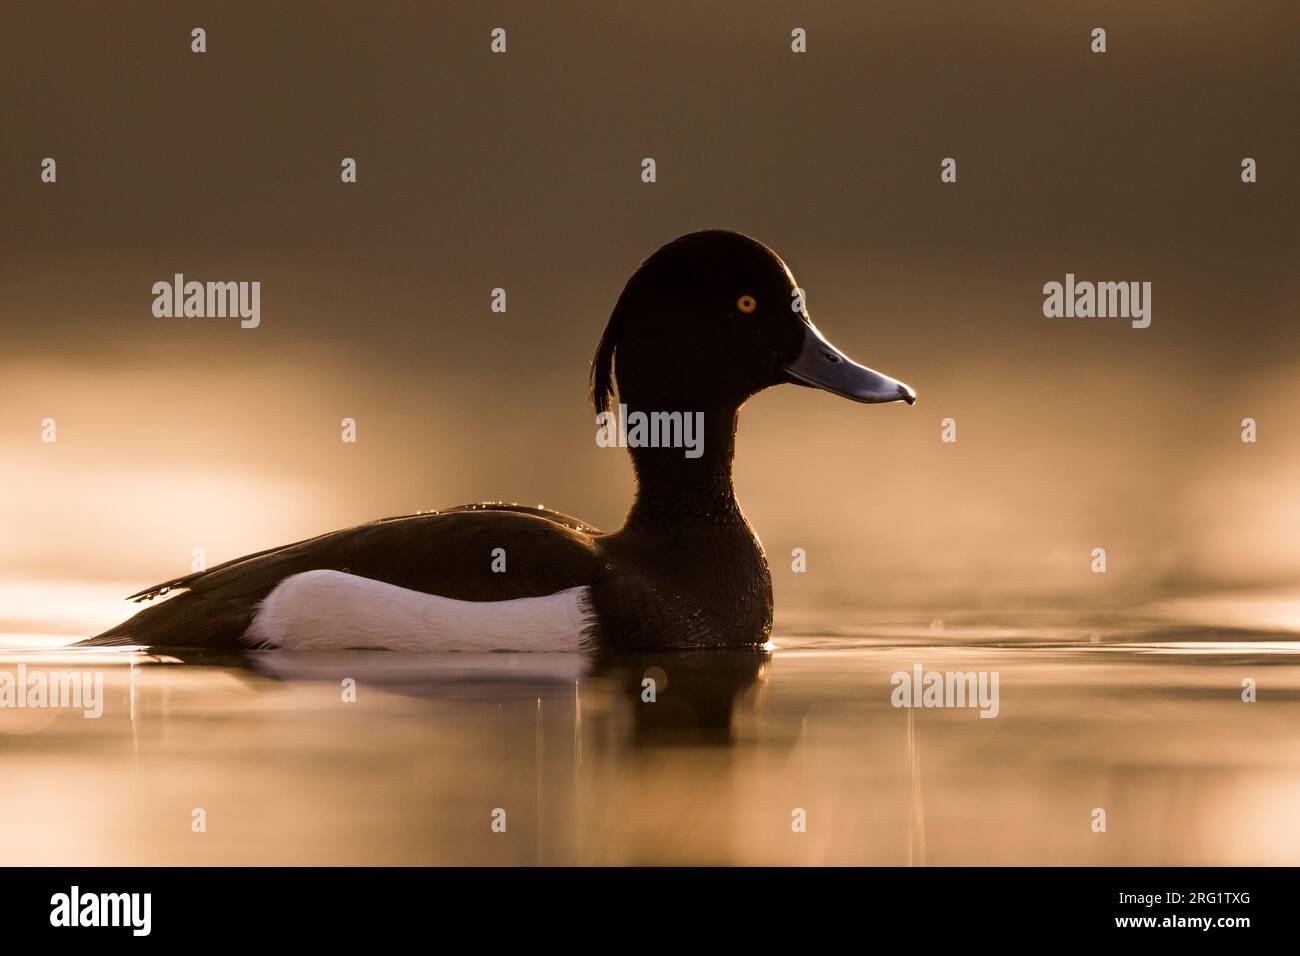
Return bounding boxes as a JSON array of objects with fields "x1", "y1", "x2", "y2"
[{"x1": 737, "y1": 295, "x2": 757, "y2": 313}]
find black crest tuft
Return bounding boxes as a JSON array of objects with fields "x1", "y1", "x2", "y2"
[{"x1": 590, "y1": 280, "x2": 631, "y2": 415}]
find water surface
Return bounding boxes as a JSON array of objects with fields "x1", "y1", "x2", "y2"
[{"x1": 2, "y1": 604, "x2": 1299, "y2": 866}]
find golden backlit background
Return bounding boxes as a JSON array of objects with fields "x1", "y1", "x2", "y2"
[{"x1": 2, "y1": 1, "x2": 1298, "y2": 636}]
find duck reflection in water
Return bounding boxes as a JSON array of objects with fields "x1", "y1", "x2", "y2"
[{"x1": 216, "y1": 645, "x2": 770, "y2": 747}]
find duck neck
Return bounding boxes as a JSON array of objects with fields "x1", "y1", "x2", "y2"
[{"x1": 622, "y1": 401, "x2": 743, "y2": 529}]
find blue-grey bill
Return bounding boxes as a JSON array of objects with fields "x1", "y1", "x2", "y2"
[{"x1": 782, "y1": 321, "x2": 916, "y2": 405}]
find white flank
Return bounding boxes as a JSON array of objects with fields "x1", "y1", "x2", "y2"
[{"x1": 244, "y1": 570, "x2": 592, "y2": 651}]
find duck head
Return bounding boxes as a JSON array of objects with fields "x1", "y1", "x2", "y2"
[{"x1": 591, "y1": 230, "x2": 916, "y2": 415}]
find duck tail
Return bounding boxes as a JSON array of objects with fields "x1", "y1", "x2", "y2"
[{"x1": 79, "y1": 592, "x2": 255, "y2": 650}]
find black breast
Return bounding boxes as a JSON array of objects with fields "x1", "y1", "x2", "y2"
[{"x1": 588, "y1": 514, "x2": 773, "y2": 649}]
